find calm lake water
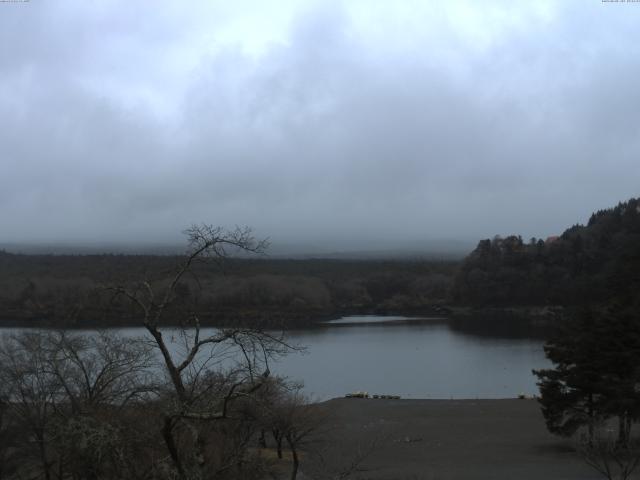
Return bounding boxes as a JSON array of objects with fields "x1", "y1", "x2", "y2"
[
  {"x1": 0, "y1": 315, "x2": 550, "y2": 400},
  {"x1": 275, "y1": 316, "x2": 549, "y2": 399}
]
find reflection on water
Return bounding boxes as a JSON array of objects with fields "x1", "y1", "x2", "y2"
[
  {"x1": 275, "y1": 319, "x2": 549, "y2": 400},
  {"x1": 0, "y1": 315, "x2": 550, "y2": 400},
  {"x1": 321, "y1": 315, "x2": 445, "y2": 325},
  {"x1": 449, "y1": 314, "x2": 554, "y2": 340}
]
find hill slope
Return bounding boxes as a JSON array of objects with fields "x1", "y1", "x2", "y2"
[{"x1": 453, "y1": 198, "x2": 640, "y2": 308}]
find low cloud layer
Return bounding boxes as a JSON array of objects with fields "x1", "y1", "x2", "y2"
[{"x1": 1, "y1": 1, "x2": 639, "y2": 251}]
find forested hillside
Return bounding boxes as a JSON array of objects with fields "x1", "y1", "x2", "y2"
[
  {"x1": 5, "y1": 197, "x2": 639, "y2": 327},
  {"x1": 453, "y1": 198, "x2": 640, "y2": 308},
  {"x1": 0, "y1": 253, "x2": 455, "y2": 327}
]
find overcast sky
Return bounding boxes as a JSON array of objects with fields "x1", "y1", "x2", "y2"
[{"x1": 1, "y1": 0, "x2": 639, "y2": 251}]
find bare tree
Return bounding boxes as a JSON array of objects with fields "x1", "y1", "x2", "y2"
[
  {"x1": 46, "y1": 331, "x2": 156, "y2": 480},
  {"x1": 0, "y1": 226, "x2": 300, "y2": 480},
  {"x1": 256, "y1": 381, "x2": 326, "y2": 480},
  {"x1": 283, "y1": 393, "x2": 326, "y2": 480},
  {"x1": 577, "y1": 430, "x2": 640, "y2": 480},
  {"x1": 0, "y1": 372, "x2": 16, "y2": 480},
  {"x1": 252, "y1": 377, "x2": 293, "y2": 460},
  {"x1": 109, "y1": 225, "x2": 294, "y2": 478},
  {"x1": 45, "y1": 330, "x2": 155, "y2": 413},
  {"x1": 0, "y1": 330, "x2": 158, "y2": 480},
  {"x1": 0, "y1": 332, "x2": 62, "y2": 480}
]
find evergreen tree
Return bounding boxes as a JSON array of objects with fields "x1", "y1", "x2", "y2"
[
  {"x1": 534, "y1": 309, "x2": 605, "y2": 441},
  {"x1": 595, "y1": 307, "x2": 640, "y2": 445},
  {"x1": 534, "y1": 308, "x2": 640, "y2": 445},
  {"x1": 453, "y1": 197, "x2": 640, "y2": 307}
]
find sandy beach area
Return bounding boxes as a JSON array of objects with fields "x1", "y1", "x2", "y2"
[{"x1": 306, "y1": 398, "x2": 601, "y2": 480}]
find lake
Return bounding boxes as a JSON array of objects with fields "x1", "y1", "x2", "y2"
[
  {"x1": 274, "y1": 316, "x2": 549, "y2": 399},
  {"x1": 0, "y1": 315, "x2": 550, "y2": 400}
]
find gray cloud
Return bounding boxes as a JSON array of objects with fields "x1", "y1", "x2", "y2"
[{"x1": 1, "y1": 1, "x2": 639, "y2": 251}]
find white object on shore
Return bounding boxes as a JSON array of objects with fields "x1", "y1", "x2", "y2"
[{"x1": 346, "y1": 392, "x2": 401, "y2": 399}]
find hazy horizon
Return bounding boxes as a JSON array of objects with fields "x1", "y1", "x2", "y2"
[
  {"x1": 2, "y1": 1, "x2": 638, "y2": 249},
  {"x1": 0, "y1": 236, "x2": 474, "y2": 258}
]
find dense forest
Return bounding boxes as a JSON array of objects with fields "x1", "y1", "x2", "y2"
[
  {"x1": 2, "y1": 197, "x2": 639, "y2": 328},
  {"x1": 0, "y1": 252, "x2": 456, "y2": 328},
  {"x1": 453, "y1": 197, "x2": 640, "y2": 310}
]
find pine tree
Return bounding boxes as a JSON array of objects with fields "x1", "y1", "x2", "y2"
[
  {"x1": 534, "y1": 309, "x2": 606, "y2": 442},
  {"x1": 534, "y1": 308, "x2": 640, "y2": 445}
]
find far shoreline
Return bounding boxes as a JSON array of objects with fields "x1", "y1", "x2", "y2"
[{"x1": 0, "y1": 305, "x2": 559, "y2": 332}]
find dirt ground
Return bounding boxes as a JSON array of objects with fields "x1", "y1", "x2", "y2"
[{"x1": 299, "y1": 398, "x2": 602, "y2": 480}]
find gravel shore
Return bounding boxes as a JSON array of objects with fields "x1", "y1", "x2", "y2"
[{"x1": 311, "y1": 398, "x2": 600, "y2": 480}]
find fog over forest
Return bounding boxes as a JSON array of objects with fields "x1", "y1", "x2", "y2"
[{"x1": 1, "y1": 1, "x2": 639, "y2": 253}]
